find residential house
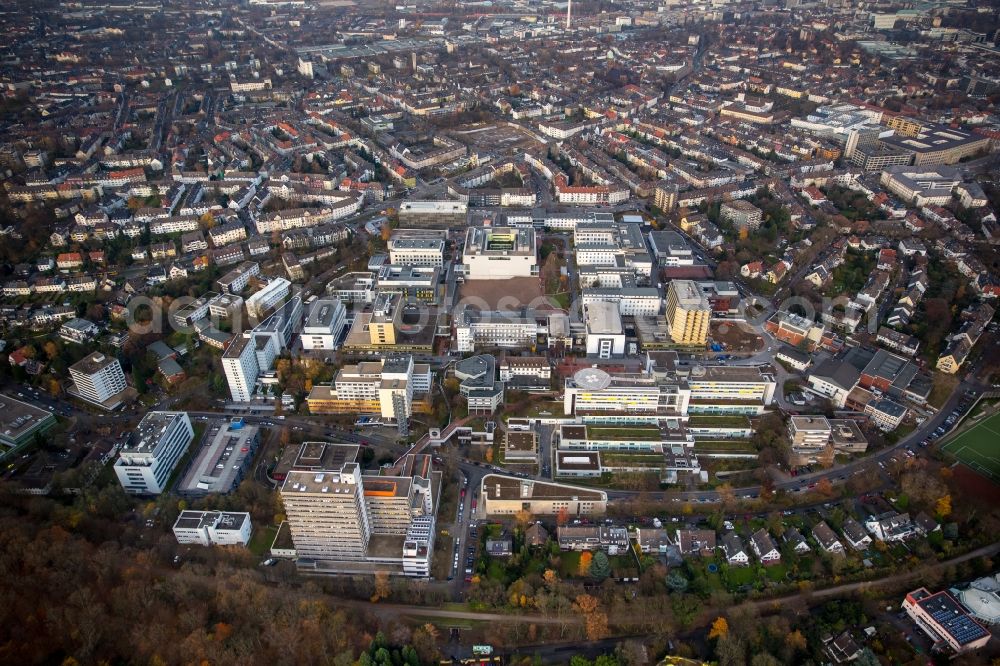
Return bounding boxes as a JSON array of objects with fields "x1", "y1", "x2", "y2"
[
  {"x1": 865, "y1": 511, "x2": 917, "y2": 542},
  {"x1": 812, "y1": 521, "x2": 845, "y2": 555},
  {"x1": 721, "y1": 532, "x2": 750, "y2": 567},
  {"x1": 783, "y1": 527, "x2": 811, "y2": 554},
  {"x1": 557, "y1": 526, "x2": 629, "y2": 554},
  {"x1": 675, "y1": 529, "x2": 716, "y2": 557},
  {"x1": 841, "y1": 517, "x2": 872, "y2": 551},
  {"x1": 750, "y1": 529, "x2": 781, "y2": 565}
]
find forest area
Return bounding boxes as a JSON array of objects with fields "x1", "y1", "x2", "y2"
[{"x1": 0, "y1": 487, "x2": 439, "y2": 666}]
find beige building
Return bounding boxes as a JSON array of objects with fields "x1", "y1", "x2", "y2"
[
  {"x1": 281, "y1": 461, "x2": 372, "y2": 561},
  {"x1": 480, "y1": 474, "x2": 607, "y2": 517},
  {"x1": 720, "y1": 200, "x2": 763, "y2": 232},
  {"x1": 665, "y1": 280, "x2": 711, "y2": 345}
]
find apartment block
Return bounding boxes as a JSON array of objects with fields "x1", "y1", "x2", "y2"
[{"x1": 68, "y1": 352, "x2": 130, "y2": 410}]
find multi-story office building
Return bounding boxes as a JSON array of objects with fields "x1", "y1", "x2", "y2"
[
  {"x1": 398, "y1": 200, "x2": 468, "y2": 229},
  {"x1": 681, "y1": 365, "x2": 777, "y2": 415},
  {"x1": 582, "y1": 288, "x2": 662, "y2": 317},
  {"x1": 665, "y1": 280, "x2": 711, "y2": 345},
  {"x1": 563, "y1": 367, "x2": 690, "y2": 417},
  {"x1": 376, "y1": 265, "x2": 440, "y2": 303},
  {"x1": 222, "y1": 335, "x2": 259, "y2": 402},
  {"x1": 463, "y1": 227, "x2": 537, "y2": 279},
  {"x1": 306, "y1": 355, "x2": 432, "y2": 419},
  {"x1": 69, "y1": 352, "x2": 129, "y2": 410},
  {"x1": 245, "y1": 278, "x2": 291, "y2": 319},
  {"x1": 388, "y1": 236, "x2": 445, "y2": 267},
  {"x1": 172, "y1": 511, "x2": 253, "y2": 547},
  {"x1": 282, "y1": 461, "x2": 372, "y2": 561},
  {"x1": 216, "y1": 261, "x2": 260, "y2": 294},
  {"x1": 879, "y1": 165, "x2": 962, "y2": 207},
  {"x1": 788, "y1": 415, "x2": 832, "y2": 464},
  {"x1": 454, "y1": 308, "x2": 546, "y2": 352},
  {"x1": 402, "y1": 516, "x2": 435, "y2": 577},
  {"x1": 480, "y1": 474, "x2": 607, "y2": 516},
  {"x1": 584, "y1": 301, "x2": 626, "y2": 359},
  {"x1": 280, "y1": 442, "x2": 437, "y2": 575},
  {"x1": 879, "y1": 123, "x2": 990, "y2": 166},
  {"x1": 574, "y1": 222, "x2": 653, "y2": 278},
  {"x1": 114, "y1": 411, "x2": 194, "y2": 494},
  {"x1": 369, "y1": 291, "x2": 402, "y2": 345},
  {"x1": 302, "y1": 298, "x2": 346, "y2": 351}
]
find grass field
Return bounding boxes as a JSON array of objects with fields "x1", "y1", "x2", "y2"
[{"x1": 940, "y1": 410, "x2": 1000, "y2": 481}]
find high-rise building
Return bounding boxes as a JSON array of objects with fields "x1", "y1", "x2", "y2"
[
  {"x1": 665, "y1": 280, "x2": 711, "y2": 345},
  {"x1": 279, "y1": 442, "x2": 438, "y2": 575},
  {"x1": 114, "y1": 411, "x2": 194, "y2": 494},
  {"x1": 282, "y1": 462, "x2": 372, "y2": 561},
  {"x1": 69, "y1": 352, "x2": 129, "y2": 409},
  {"x1": 222, "y1": 335, "x2": 259, "y2": 402}
]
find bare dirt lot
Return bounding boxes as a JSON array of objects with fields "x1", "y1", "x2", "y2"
[
  {"x1": 452, "y1": 123, "x2": 540, "y2": 152},
  {"x1": 457, "y1": 277, "x2": 547, "y2": 310},
  {"x1": 710, "y1": 320, "x2": 765, "y2": 353}
]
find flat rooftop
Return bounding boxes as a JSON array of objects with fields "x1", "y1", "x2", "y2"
[
  {"x1": 70, "y1": 351, "x2": 119, "y2": 375},
  {"x1": 306, "y1": 299, "x2": 343, "y2": 328},
  {"x1": 584, "y1": 301, "x2": 623, "y2": 335},
  {"x1": 505, "y1": 431, "x2": 537, "y2": 452},
  {"x1": 464, "y1": 226, "x2": 535, "y2": 256},
  {"x1": 121, "y1": 411, "x2": 188, "y2": 456},
  {"x1": 0, "y1": 394, "x2": 55, "y2": 446},
  {"x1": 388, "y1": 237, "x2": 445, "y2": 251},
  {"x1": 293, "y1": 441, "x2": 360, "y2": 470},
  {"x1": 481, "y1": 474, "x2": 606, "y2": 501}
]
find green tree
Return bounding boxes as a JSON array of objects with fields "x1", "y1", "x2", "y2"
[
  {"x1": 665, "y1": 570, "x2": 689, "y2": 592},
  {"x1": 589, "y1": 551, "x2": 611, "y2": 580}
]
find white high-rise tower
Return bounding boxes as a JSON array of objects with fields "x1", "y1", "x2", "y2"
[{"x1": 566, "y1": 0, "x2": 572, "y2": 29}]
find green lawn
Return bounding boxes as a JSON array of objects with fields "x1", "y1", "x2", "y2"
[
  {"x1": 248, "y1": 524, "x2": 278, "y2": 557},
  {"x1": 940, "y1": 410, "x2": 1000, "y2": 481},
  {"x1": 587, "y1": 426, "x2": 663, "y2": 441},
  {"x1": 765, "y1": 563, "x2": 788, "y2": 582},
  {"x1": 723, "y1": 566, "x2": 756, "y2": 586},
  {"x1": 559, "y1": 550, "x2": 582, "y2": 578},
  {"x1": 687, "y1": 416, "x2": 752, "y2": 428}
]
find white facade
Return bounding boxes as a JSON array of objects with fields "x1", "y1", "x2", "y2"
[
  {"x1": 173, "y1": 510, "x2": 253, "y2": 546},
  {"x1": 401, "y1": 515, "x2": 435, "y2": 577},
  {"x1": 302, "y1": 299, "x2": 346, "y2": 350},
  {"x1": 584, "y1": 301, "x2": 626, "y2": 359},
  {"x1": 281, "y1": 463, "x2": 372, "y2": 561},
  {"x1": 582, "y1": 289, "x2": 662, "y2": 317},
  {"x1": 222, "y1": 335, "x2": 259, "y2": 402},
  {"x1": 246, "y1": 278, "x2": 291, "y2": 319},
  {"x1": 463, "y1": 227, "x2": 537, "y2": 280},
  {"x1": 69, "y1": 353, "x2": 128, "y2": 405},
  {"x1": 114, "y1": 411, "x2": 194, "y2": 494},
  {"x1": 388, "y1": 237, "x2": 445, "y2": 267}
]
